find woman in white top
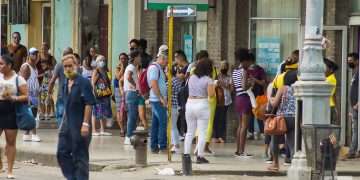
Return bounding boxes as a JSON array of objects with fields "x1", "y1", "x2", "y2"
[
  {"x1": 19, "y1": 47, "x2": 41, "y2": 142},
  {"x1": 0, "y1": 55, "x2": 29, "y2": 179},
  {"x1": 184, "y1": 58, "x2": 215, "y2": 164}
]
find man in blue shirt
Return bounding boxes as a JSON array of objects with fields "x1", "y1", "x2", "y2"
[
  {"x1": 147, "y1": 45, "x2": 168, "y2": 153},
  {"x1": 56, "y1": 54, "x2": 96, "y2": 180}
]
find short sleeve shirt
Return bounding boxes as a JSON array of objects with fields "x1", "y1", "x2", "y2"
[
  {"x1": 148, "y1": 63, "x2": 167, "y2": 102},
  {"x1": 188, "y1": 75, "x2": 213, "y2": 97},
  {"x1": 0, "y1": 72, "x2": 27, "y2": 100},
  {"x1": 326, "y1": 73, "x2": 336, "y2": 107},
  {"x1": 123, "y1": 64, "x2": 138, "y2": 92},
  {"x1": 54, "y1": 63, "x2": 66, "y2": 98}
]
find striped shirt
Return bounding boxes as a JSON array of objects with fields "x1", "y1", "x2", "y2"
[
  {"x1": 21, "y1": 62, "x2": 40, "y2": 105},
  {"x1": 232, "y1": 67, "x2": 246, "y2": 96}
]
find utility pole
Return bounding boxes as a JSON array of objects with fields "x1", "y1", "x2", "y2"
[{"x1": 288, "y1": 0, "x2": 336, "y2": 179}]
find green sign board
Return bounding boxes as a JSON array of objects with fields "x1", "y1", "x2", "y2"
[{"x1": 145, "y1": 0, "x2": 209, "y2": 11}]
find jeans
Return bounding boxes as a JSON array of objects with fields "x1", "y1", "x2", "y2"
[
  {"x1": 184, "y1": 99, "x2": 209, "y2": 157},
  {"x1": 125, "y1": 91, "x2": 139, "y2": 138},
  {"x1": 171, "y1": 107, "x2": 180, "y2": 145},
  {"x1": 150, "y1": 101, "x2": 167, "y2": 150},
  {"x1": 271, "y1": 117, "x2": 295, "y2": 161},
  {"x1": 56, "y1": 98, "x2": 64, "y2": 127},
  {"x1": 57, "y1": 122, "x2": 91, "y2": 180},
  {"x1": 249, "y1": 116, "x2": 264, "y2": 134},
  {"x1": 350, "y1": 109, "x2": 358, "y2": 155},
  {"x1": 213, "y1": 105, "x2": 229, "y2": 139}
]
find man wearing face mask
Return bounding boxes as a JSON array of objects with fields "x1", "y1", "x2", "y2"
[
  {"x1": 347, "y1": 52, "x2": 359, "y2": 159},
  {"x1": 48, "y1": 47, "x2": 74, "y2": 127},
  {"x1": 57, "y1": 54, "x2": 96, "y2": 180}
]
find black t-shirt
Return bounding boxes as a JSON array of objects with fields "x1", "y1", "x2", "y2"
[{"x1": 350, "y1": 71, "x2": 359, "y2": 106}]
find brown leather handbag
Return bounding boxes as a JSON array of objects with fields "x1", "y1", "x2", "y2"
[{"x1": 264, "y1": 115, "x2": 287, "y2": 135}]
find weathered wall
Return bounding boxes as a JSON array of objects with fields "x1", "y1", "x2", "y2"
[
  {"x1": 53, "y1": 0, "x2": 73, "y2": 61},
  {"x1": 10, "y1": 25, "x2": 27, "y2": 46},
  {"x1": 28, "y1": 1, "x2": 42, "y2": 49}
]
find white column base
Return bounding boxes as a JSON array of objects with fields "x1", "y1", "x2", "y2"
[{"x1": 287, "y1": 151, "x2": 312, "y2": 180}]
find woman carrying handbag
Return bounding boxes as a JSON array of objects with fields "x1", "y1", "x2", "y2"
[
  {"x1": 0, "y1": 55, "x2": 29, "y2": 179},
  {"x1": 267, "y1": 70, "x2": 298, "y2": 172}
]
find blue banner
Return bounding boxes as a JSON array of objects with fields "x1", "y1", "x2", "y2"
[
  {"x1": 256, "y1": 37, "x2": 281, "y2": 77},
  {"x1": 184, "y1": 34, "x2": 193, "y2": 62}
]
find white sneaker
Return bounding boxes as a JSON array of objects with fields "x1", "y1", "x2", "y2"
[
  {"x1": 92, "y1": 132, "x2": 100, "y2": 136},
  {"x1": 171, "y1": 146, "x2": 181, "y2": 154},
  {"x1": 124, "y1": 137, "x2": 131, "y2": 145},
  {"x1": 31, "y1": 135, "x2": 41, "y2": 142},
  {"x1": 23, "y1": 134, "x2": 32, "y2": 142},
  {"x1": 100, "y1": 131, "x2": 112, "y2": 136}
]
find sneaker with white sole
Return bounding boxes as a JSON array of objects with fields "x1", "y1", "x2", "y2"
[
  {"x1": 124, "y1": 137, "x2": 131, "y2": 145},
  {"x1": 31, "y1": 135, "x2": 41, "y2": 142},
  {"x1": 170, "y1": 146, "x2": 181, "y2": 154},
  {"x1": 92, "y1": 132, "x2": 100, "y2": 136},
  {"x1": 100, "y1": 131, "x2": 112, "y2": 136},
  {"x1": 23, "y1": 134, "x2": 32, "y2": 142}
]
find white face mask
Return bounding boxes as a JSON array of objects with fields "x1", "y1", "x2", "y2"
[
  {"x1": 91, "y1": 60, "x2": 97, "y2": 68},
  {"x1": 97, "y1": 61, "x2": 106, "y2": 68}
]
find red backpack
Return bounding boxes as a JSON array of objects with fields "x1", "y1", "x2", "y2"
[{"x1": 138, "y1": 64, "x2": 160, "y2": 96}]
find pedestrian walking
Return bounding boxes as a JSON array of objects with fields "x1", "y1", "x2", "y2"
[
  {"x1": 123, "y1": 50, "x2": 141, "y2": 145},
  {"x1": 324, "y1": 58, "x2": 339, "y2": 125},
  {"x1": 212, "y1": 61, "x2": 232, "y2": 143},
  {"x1": 347, "y1": 52, "x2": 359, "y2": 159},
  {"x1": 19, "y1": 47, "x2": 41, "y2": 142},
  {"x1": 184, "y1": 58, "x2": 216, "y2": 163},
  {"x1": 37, "y1": 42, "x2": 56, "y2": 85},
  {"x1": 81, "y1": 52, "x2": 94, "y2": 80},
  {"x1": 232, "y1": 48, "x2": 253, "y2": 158},
  {"x1": 56, "y1": 54, "x2": 96, "y2": 180},
  {"x1": 6, "y1": 32, "x2": 27, "y2": 72},
  {"x1": 268, "y1": 70, "x2": 297, "y2": 172},
  {"x1": 0, "y1": 55, "x2": 29, "y2": 179},
  {"x1": 91, "y1": 55, "x2": 113, "y2": 136},
  {"x1": 148, "y1": 45, "x2": 168, "y2": 153},
  {"x1": 48, "y1": 47, "x2": 74, "y2": 127},
  {"x1": 114, "y1": 53, "x2": 128, "y2": 137}
]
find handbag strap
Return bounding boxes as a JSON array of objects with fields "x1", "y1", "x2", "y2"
[{"x1": 15, "y1": 75, "x2": 20, "y2": 96}]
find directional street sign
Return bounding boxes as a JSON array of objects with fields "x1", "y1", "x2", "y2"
[
  {"x1": 167, "y1": 5, "x2": 197, "y2": 17},
  {"x1": 145, "y1": 0, "x2": 208, "y2": 11}
]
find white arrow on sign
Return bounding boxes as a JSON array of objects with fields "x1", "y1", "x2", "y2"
[{"x1": 167, "y1": 5, "x2": 197, "y2": 17}]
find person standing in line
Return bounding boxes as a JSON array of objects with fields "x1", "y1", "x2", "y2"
[
  {"x1": 137, "y1": 39, "x2": 153, "y2": 129},
  {"x1": 347, "y1": 52, "x2": 359, "y2": 159},
  {"x1": 212, "y1": 61, "x2": 232, "y2": 143},
  {"x1": 123, "y1": 50, "x2": 141, "y2": 145},
  {"x1": 0, "y1": 55, "x2": 29, "y2": 179},
  {"x1": 19, "y1": 47, "x2": 41, "y2": 142},
  {"x1": 91, "y1": 55, "x2": 113, "y2": 136},
  {"x1": 183, "y1": 59, "x2": 216, "y2": 164},
  {"x1": 56, "y1": 54, "x2": 96, "y2": 180},
  {"x1": 170, "y1": 73, "x2": 183, "y2": 154},
  {"x1": 6, "y1": 32, "x2": 27, "y2": 72},
  {"x1": 114, "y1": 53, "x2": 128, "y2": 137},
  {"x1": 232, "y1": 48, "x2": 253, "y2": 158},
  {"x1": 38, "y1": 60, "x2": 54, "y2": 120},
  {"x1": 148, "y1": 45, "x2": 168, "y2": 153},
  {"x1": 48, "y1": 47, "x2": 74, "y2": 127},
  {"x1": 324, "y1": 58, "x2": 339, "y2": 125},
  {"x1": 174, "y1": 50, "x2": 189, "y2": 137}
]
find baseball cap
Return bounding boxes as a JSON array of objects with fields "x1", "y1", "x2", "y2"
[
  {"x1": 157, "y1": 45, "x2": 168, "y2": 57},
  {"x1": 29, "y1": 47, "x2": 39, "y2": 55}
]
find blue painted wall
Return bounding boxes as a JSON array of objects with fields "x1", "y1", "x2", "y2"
[
  {"x1": 10, "y1": 25, "x2": 27, "y2": 46},
  {"x1": 54, "y1": 0, "x2": 73, "y2": 62},
  {"x1": 111, "y1": 0, "x2": 129, "y2": 74}
]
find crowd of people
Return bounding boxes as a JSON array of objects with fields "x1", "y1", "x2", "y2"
[{"x1": 0, "y1": 31, "x2": 359, "y2": 179}]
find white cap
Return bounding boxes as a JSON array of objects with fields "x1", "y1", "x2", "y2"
[
  {"x1": 157, "y1": 45, "x2": 168, "y2": 57},
  {"x1": 28, "y1": 47, "x2": 39, "y2": 55}
]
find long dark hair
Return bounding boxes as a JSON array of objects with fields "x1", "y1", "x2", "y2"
[
  {"x1": 1, "y1": 55, "x2": 14, "y2": 69},
  {"x1": 194, "y1": 58, "x2": 213, "y2": 78}
]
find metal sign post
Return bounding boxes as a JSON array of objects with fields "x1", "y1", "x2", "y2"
[{"x1": 167, "y1": 6, "x2": 174, "y2": 162}]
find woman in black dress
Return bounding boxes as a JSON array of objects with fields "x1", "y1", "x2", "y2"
[{"x1": 0, "y1": 55, "x2": 29, "y2": 179}]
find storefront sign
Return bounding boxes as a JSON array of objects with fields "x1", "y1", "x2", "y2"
[
  {"x1": 184, "y1": 34, "x2": 193, "y2": 62},
  {"x1": 145, "y1": 0, "x2": 209, "y2": 11},
  {"x1": 256, "y1": 37, "x2": 281, "y2": 77}
]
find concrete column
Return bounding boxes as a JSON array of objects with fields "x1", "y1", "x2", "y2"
[
  {"x1": 226, "y1": 0, "x2": 236, "y2": 63},
  {"x1": 207, "y1": 0, "x2": 222, "y2": 62},
  {"x1": 128, "y1": 0, "x2": 142, "y2": 40}
]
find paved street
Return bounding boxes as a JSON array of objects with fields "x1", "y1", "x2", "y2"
[{"x1": 0, "y1": 129, "x2": 359, "y2": 179}]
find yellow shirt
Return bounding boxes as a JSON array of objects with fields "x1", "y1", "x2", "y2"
[
  {"x1": 272, "y1": 72, "x2": 285, "y2": 89},
  {"x1": 326, "y1": 73, "x2": 336, "y2": 107}
]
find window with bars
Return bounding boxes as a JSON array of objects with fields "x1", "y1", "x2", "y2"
[{"x1": 9, "y1": 0, "x2": 29, "y2": 24}]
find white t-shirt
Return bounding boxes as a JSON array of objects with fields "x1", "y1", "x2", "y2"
[
  {"x1": 123, "y1": 64, "x2": 138, "y2": 92},
  {"x1": 0, "y1": 72, "x2": 27, "y2": 100}
]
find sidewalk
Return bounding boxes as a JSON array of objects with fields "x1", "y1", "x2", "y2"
[{"x1": 2, "y1": 129, "x2": 360, "y2": 176}]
